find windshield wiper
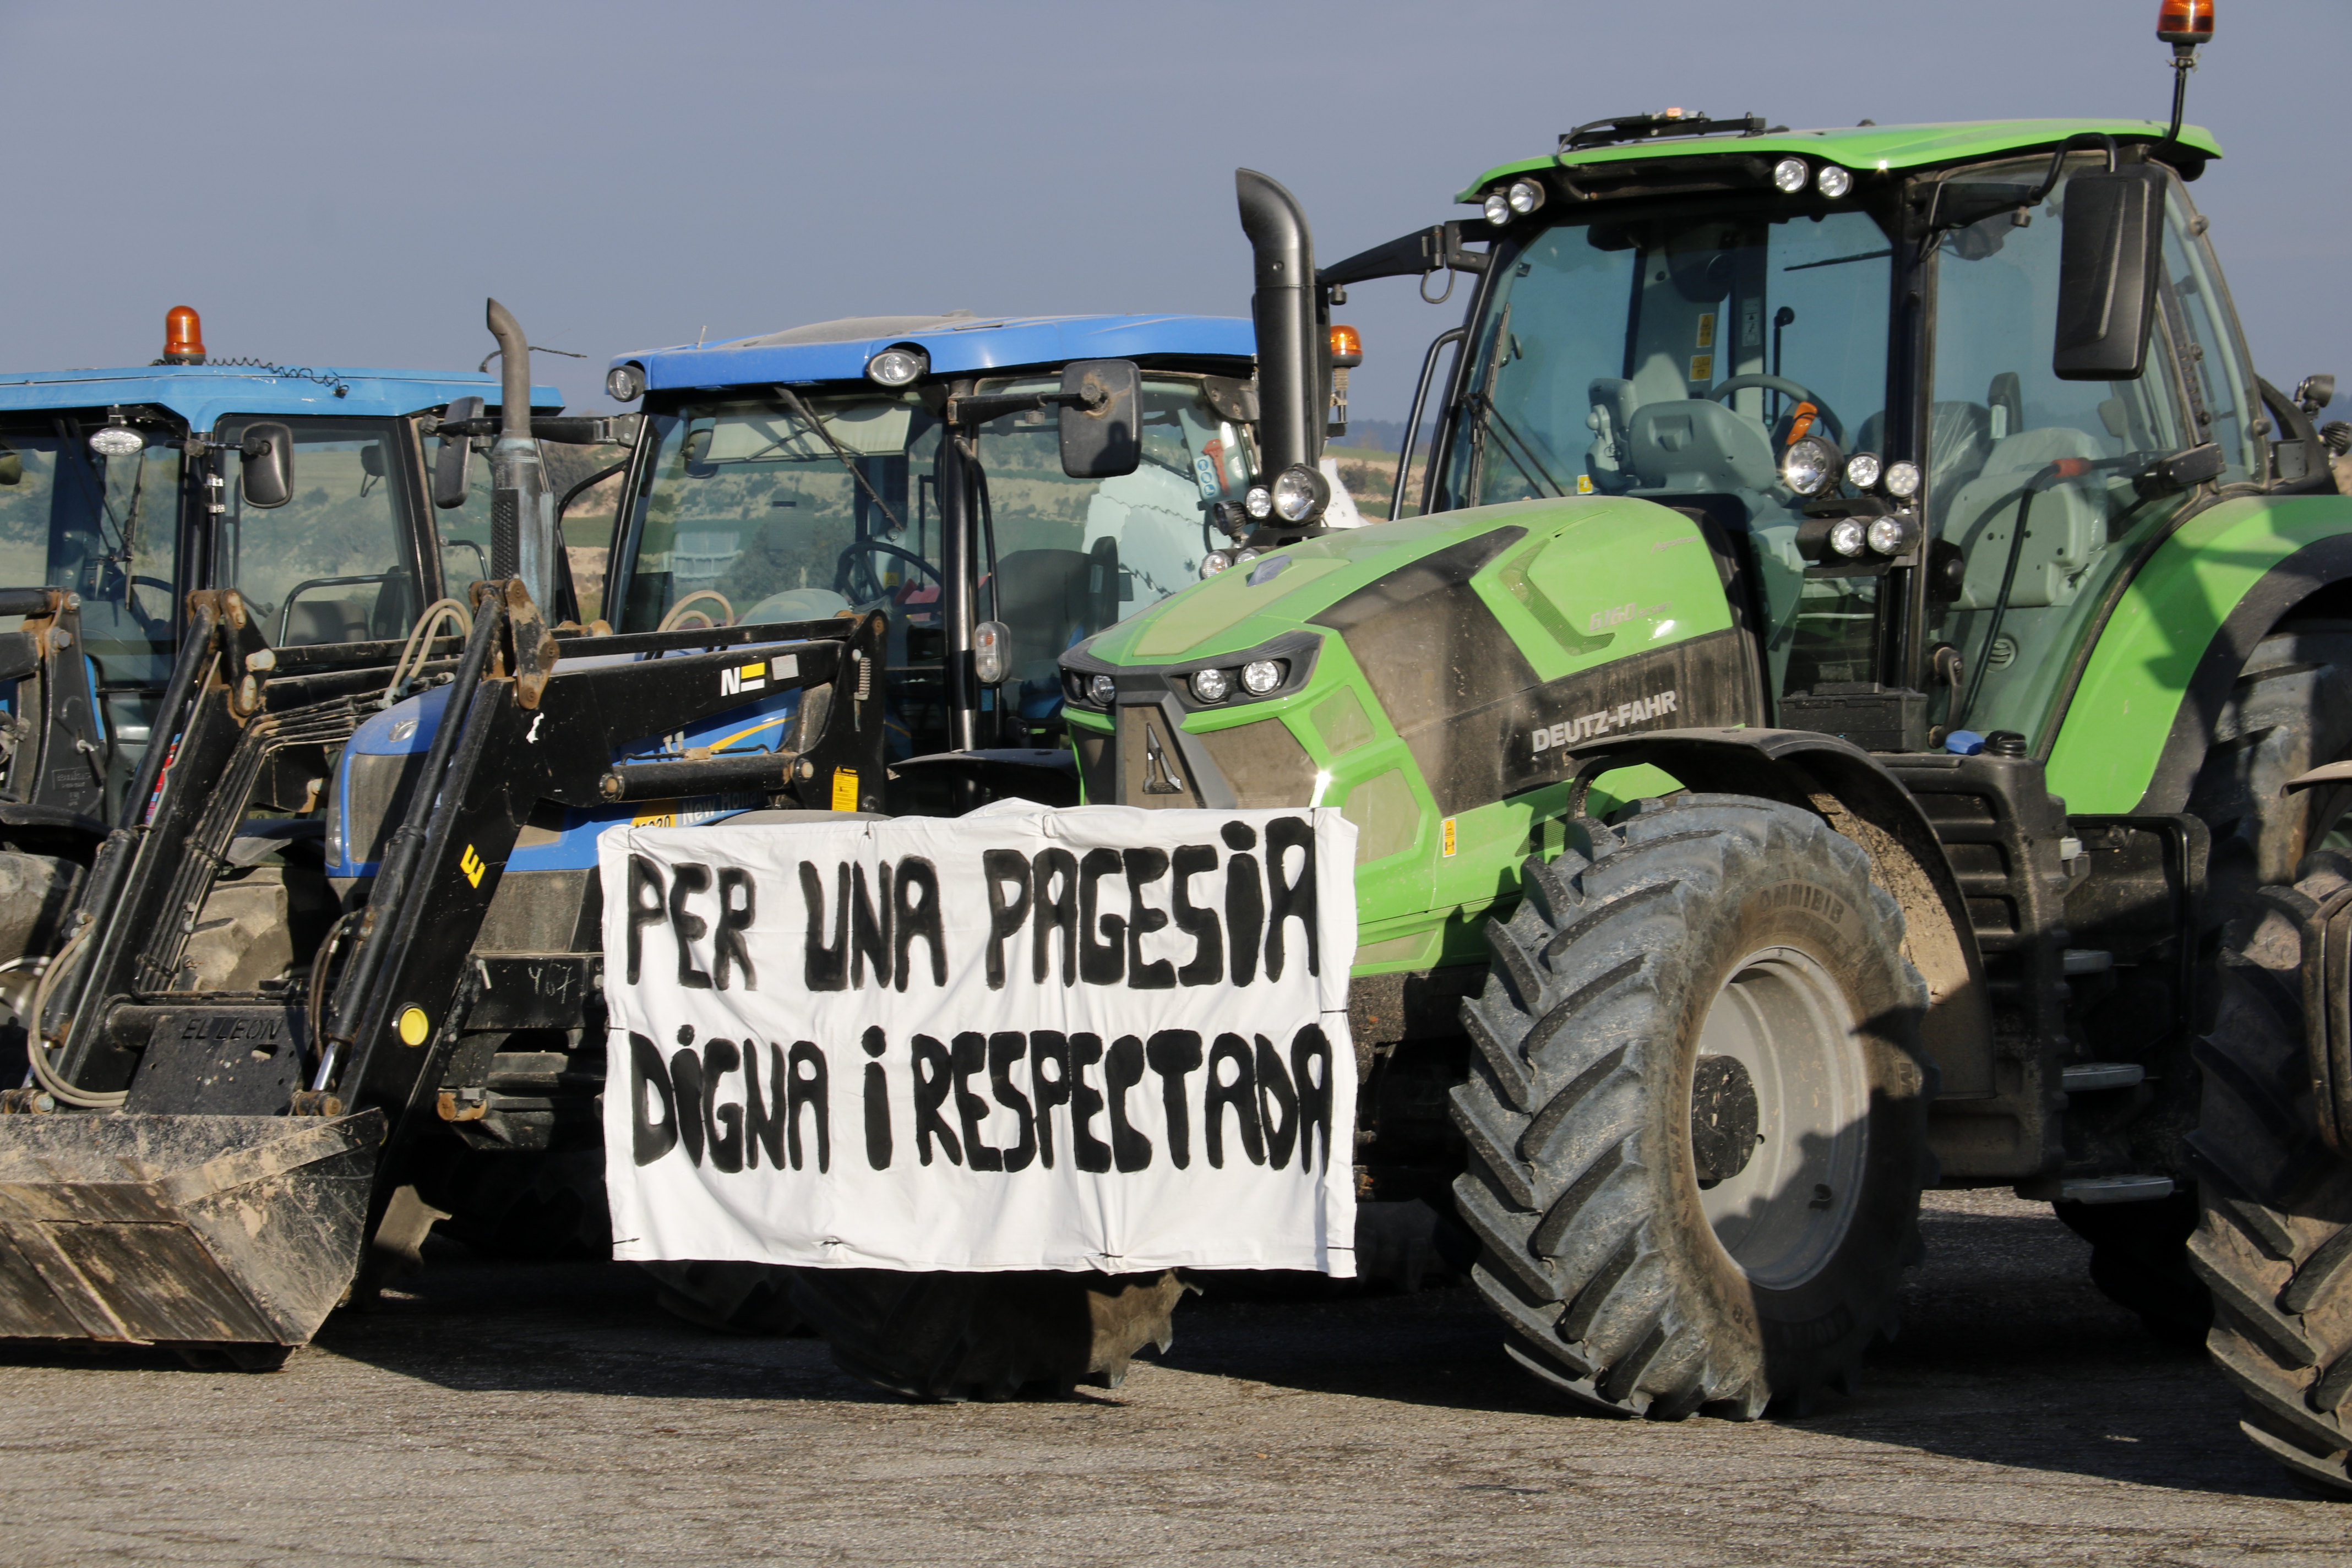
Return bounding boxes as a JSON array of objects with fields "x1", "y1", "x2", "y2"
[
  {"x1": 769, "y1": 385, "x2": 907, "y2": 534},
  {"x1": 1783, "y1": 248, "x2": 1892, "y2": 273}
]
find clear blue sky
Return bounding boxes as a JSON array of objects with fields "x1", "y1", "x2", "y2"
[{"x1": 2, "y1": 1, "x2": 2342, "y2": 424}]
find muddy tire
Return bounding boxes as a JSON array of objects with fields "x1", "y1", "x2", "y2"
[
  {"x1": 2188, "y1": 855, "x2": 2352, "y2": 1497},
  {"x1": 2059, "y1": 627, "x2": 2352, "y2": 1353},
  {"x1": 1450, "y1": 794, "x2": 1932, "y2": 1418},
  {"x1": 783, "y1": 1267, "x2": 1190, "y2": 1402}
]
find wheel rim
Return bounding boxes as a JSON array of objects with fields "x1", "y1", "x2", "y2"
[{"x1": 1690, "y1": 945, "x2": 1868, "y2": 1291}]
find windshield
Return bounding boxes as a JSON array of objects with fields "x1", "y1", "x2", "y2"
[
  {"x1": 0, "y1": 415, "x2": 181, "y2": 690},
  {"x1": 1440, "y1": 198, "x2": 1894, "y2": 698},
  {"x1": 616, "y1": 377, "x2": 1257, "y2": 749}
]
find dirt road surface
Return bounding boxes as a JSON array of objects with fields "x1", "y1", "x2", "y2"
[{"x1": 2, "y1": 1190, "x2": 2345, "y2": 1566}]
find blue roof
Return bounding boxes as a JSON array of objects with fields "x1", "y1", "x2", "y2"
[
  {"x1": 0, "y1": 364, "x2": 563, "y2": 431},
  {"x1": 617, "y1": 313, "x2": 1255, "y2": 393}
]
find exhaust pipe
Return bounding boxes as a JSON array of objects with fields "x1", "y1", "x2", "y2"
[
  {"x1": 485, "y1": 298, "x2": 556, "y2": 613},
  {"x1": 1235, "y1": 170, "x2": 1323, "y2": 484}
]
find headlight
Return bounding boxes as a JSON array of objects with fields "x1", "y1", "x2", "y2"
[
  {"x1": 1882, "y1": 460, "x2": 1922, "y2": 500},
  {"x1": 1241, "y1": 659, "x2": 1284, "y2": 696},
  {"x1": 865, "y1": 346, "x2": 928, "y2": 387},
  {"x1": 1243, "y1": 484, "x2": 1274, "y2": 520},
  {"x1": 1816, "y1": 165, "x2": 1853, "y2": 199},
  {"x1": 1191, "y1": 667, "x2": 1232, "y2": 703},
  {"x1": 973, "y1": 619, "x2": 1009, "y2": 685},
  {"x1": 1087, "y1": 673, "x2": 1117, "y2": 705},
  {"x1": 1772, "y1": 156, "x2": 1809, "y2": 194},
  {"x1": 1270, "y1": 463, "x2": 1329, "y2": 523},
  {"x1": 1866, "y1": 515, "x2": 1917, "y2": 556},
  {"x1": 1233, "y1": 548, "x2": 1261, "y2": 568},
  {"x1": 1483, "y1": 190, "x2": 1512, "y2": 226},
  {"x1": 1199, "y1": 550, "x2": 1233, "y2": 579},
  {"x1": 606, "y1": 363, "x2": 646, "y2": 401},
  {"x1": 88, "y1": 427, "x2": 143, "y2": 458},
  {"x1": 1506, "y1": 178, "x2": 1545, "y2": 216},
  {"x1": 1781, "y1": 434, "x2": 1841, "y2": 497},
  {"x1": 1828, "y1": 519, "x2": 1868, "y2": 558},
  {"x1": 1844, "y1": 453, "x2": 1882, "y2": 491}
]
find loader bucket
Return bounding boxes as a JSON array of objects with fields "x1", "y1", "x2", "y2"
[{"x1": 0, "y1": 1112, "x2": 380, "y2": 1350}]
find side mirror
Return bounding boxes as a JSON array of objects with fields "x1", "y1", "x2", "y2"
[
  {"x1": 2054, "y1": 165, "x2": 2167, "y2": 382},
  {"x1": 0, "y1": 442, "x2": 19, "y2": 487},
  {"x1": 433, "y1": 396, "x2": 483, "y2": 509},
  {"x1": 1058, "y1": 359, "x2": 1141, "y2": 478},
  {"x1": 238, "y1": 422, "x2": 295, "y2": 509}
]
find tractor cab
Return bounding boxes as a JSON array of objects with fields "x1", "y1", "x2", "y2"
[
  {"x1": 0, "y1": 309, "x2": 564, "y2": 823},
  {"x1": 1392, "y1": 111, "x2": 2328, "y2": 755},
  {"x1": 598, "y1": 313, "x2": 1258, "y2": 802}
]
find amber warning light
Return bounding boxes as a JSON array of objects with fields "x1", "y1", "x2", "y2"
[
  {"x1": 162, "y1": 306, "x2": 205, "y2": 365},
  {"x1": 2158, "y1": 0, "x2": 2214, "y2": 45},
  {"x1": 1327, "y1": 324, "x2": 1363, "y2": 368}
]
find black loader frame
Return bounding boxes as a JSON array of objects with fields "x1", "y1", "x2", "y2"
[{"x1": 0, "y1": 581, "x2": 885, "y2": 1355}]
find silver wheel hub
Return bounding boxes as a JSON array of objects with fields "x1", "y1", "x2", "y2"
[{"x1": 1691, "y1": 945, "x2": 1869, "y2": 1291}]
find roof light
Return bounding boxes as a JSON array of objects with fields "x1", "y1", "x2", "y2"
[
  {"x1": 865, "y1": 345, "x2": 928, "y2": 387},
  {"x1": 1772, "y1": 157, "x2": 1809, "y2": 194},
  {"x1": 1329, "y1": 324, "x2": 1363, "y2": 368},
  {"x1": 1483, "y1": 190, "x2": 1512, "y2": 226},
  {"x1": 1506, "y1": 177, "x2": 1546, "y2": 216},
  {"x1": 89, "y1": 426, "x2": 144, "y2": 459},
  {"x1": 162, "y1": 305, "x2": 204, "y2": 364},
  {"x1": 606, "y1": 362, "x2": 646, "y2": 401},
  {"x1": 2157, "y1": 0, "x2": 2214, "y2": 45},
  {"x1": 1816, "y1": 165, "x2": 1853, "y2": 199}
]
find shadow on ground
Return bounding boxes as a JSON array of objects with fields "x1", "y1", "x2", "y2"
[{"x1": 0, "y1": 1193, "x2": 2310, "y2": 1505}]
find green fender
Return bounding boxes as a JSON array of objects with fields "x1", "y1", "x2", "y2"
[{"x1": 2046, "y1": 493, "x2": 2352, "y2": 814}]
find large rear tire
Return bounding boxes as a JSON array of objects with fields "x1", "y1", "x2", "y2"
[
  {"x1": 783, "y1": 1267, "x2": 1191, "y2": 1401},
  {"x1": 1450, "y1": 794, "x2": 1932, "y2": 1418},
  {"x1": 2189, "y1": 854, "x2": 2352, "y2": 1498}
]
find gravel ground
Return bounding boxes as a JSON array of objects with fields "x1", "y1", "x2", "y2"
[{"x1": 1, "y1": 1190, "x2": 2345, "y2": 1566}]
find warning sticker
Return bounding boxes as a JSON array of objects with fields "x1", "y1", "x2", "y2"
[
  {"x1": 1696, "y1": 312, "x2": 1717, "y2": 350},
  {"x1": 1688, "y1": 353, "x2": 1714, "y2": 383},
  {"x1": 830, "y1": 768, "x2": 859, "y2": 810}
]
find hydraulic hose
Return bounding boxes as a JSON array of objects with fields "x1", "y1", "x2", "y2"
[{"x1": 381, "y1": 597, "x2": 475, "y2": 709}]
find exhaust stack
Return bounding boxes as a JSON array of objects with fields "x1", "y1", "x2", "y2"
[
  {"x1": 1236, "y1": 170, "x2": 1324, "y2": 483},
  {"x1": 485, "y1": 298, "x2": 556, "y2": 613}
]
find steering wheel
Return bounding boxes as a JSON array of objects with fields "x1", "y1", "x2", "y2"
[
  {"x1": 835, "y1": 537, "x2": 942, "y2": 603},
  {"x1": 1706, "y1": 374, "x2": 1844, "y2": 445},
  {"x1": 658, "y1": 589, "x2": 734, "y2": 632}
]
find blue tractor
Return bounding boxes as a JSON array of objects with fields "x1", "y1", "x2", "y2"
[{"x1": 0, "y1": 308, "x2": 585, "y2": 1064}]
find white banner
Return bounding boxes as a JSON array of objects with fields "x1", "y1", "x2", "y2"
[{"x1": 598, "y1": 801, "x2": 1358, "y2": 1276}]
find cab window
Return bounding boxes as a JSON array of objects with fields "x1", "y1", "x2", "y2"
[
  {"x1": 215, "y1": 417, "x2": 421, "y2": 647},
  {"x1": 1926, "y1": 156, "x2": 2195, "y2": 747}
]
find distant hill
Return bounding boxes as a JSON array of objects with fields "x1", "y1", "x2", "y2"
[{"x1": 1342, "y1": 417, "x2": 1435, "y2": 455}]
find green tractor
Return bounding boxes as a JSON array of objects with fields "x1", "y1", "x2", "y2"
[{"x1": 1059, "y1": 7, "x2": 2352, "y2": 1487}]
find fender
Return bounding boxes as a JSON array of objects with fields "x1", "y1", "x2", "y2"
[
  {"x1": 2044, "y1": 493, "x2": 2352, "y2": 814},
  {"x1": 1569, "y1": 726, "x2": 1995, "y2": 1105}
]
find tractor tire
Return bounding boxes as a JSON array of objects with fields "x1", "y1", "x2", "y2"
[
  {"x1": 2059, "y1": 625, "x2": 2352, "y2": 1354},
  {"x1": 783, "y1": 1267, "x2": 1191, "y2": 1402},
  {"x1": 410, "y1": 1146, "x2": 612, "y2": 1260},
  {"x1": 1450, "y1": 794, "x2": 1932, "y2": 1418},
  {"x1": 642, "y1": 1261, "x2": 803, "y2": 1335},
  {"x1": 2187, "y1": 853, "x2": 2352, "y2": 1498}
]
